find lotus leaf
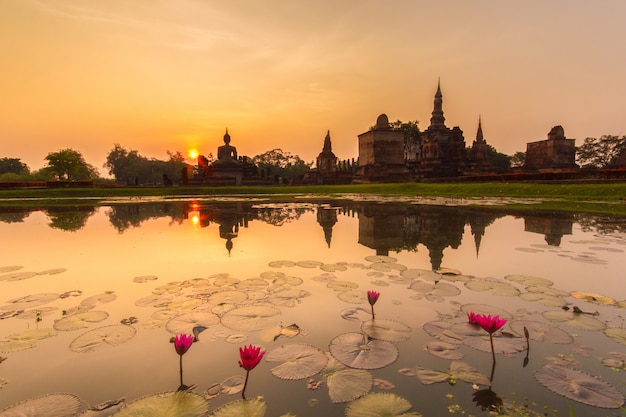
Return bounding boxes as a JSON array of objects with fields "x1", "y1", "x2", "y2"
[
  {"x1": 208, "y1": 290, "x2": 248, "y2": 305},
  {"x1": 213, "y1": 276, "x2": 240, "y2": 287},
  {"x1": 424, "y1": 340, "x2": 464, "y2": 359},
  {"x1": 220, "y1": 305, "x2": 281, "y2": 331},
  {"x1": 460, "y1": 303, "x2": 513, "y2": 319},
  {"x1": 341, "y1": 307, "x2": 372, "y2": 323},
  {"x1": 79, "y1": 398, "x2": 126, "y2": 416},
  {"x1": 337, "y1": 290, "x2": 367, "y2": 304},
  {"x1": 329, "y1": 332, "x2": 398, "y2": 369},
  {"x1": 0, "y1": 393, "x2": 81, "y2": 417},
  {"x1": 0, "y1": 328, "x2": 58, "y2": 353},
  {"x1": 519, "y1": 292, "x2": 567, "y2": 307},
  {"x1": 268, "y1": 289, "x2": 310, "y2": 307},
  {"x1": 236, "y1": 278, "x2": 268, "y2": 291},
  {"x1": 322, "y1": 354, "x2": 372, "y2": 403},
  {"x1": 81, "y1": 292, "x2": 117, "y2": 306},
  {"x1": 361, "y1": 319, "x2": 412, "y2": 343},
  {"x1": 422, "y1": 321, "x2": 464, "y2": 345},
  {"x1": 112, "y1": 391, "x2": 209, "y2": 416},
  {"x1": 0, "y1": 272, "x2": 37, "y2": 282},
  {"x1": 542, "y1": 310, "x2": 606, "y2": 331},
  {"x1": 3, "y1": 293, "x2": 60, "y2": 310},
  {"x1": 400, "y1": 268, "x2": 441, "y2": 281},
  {"x1": 209, "y1": 398, "x2": 266, "y2": 417},
  {"x1": 603, "y1": 327, "x2": 626, "y2": 345},
  {"x1": 509, "y1": 319, "x2": 573, "y2": 344},
  {"x1": 0, "y1": 265, "x2": 22, "y2": 273},
  {"x1": 135, "y1": 295, "x2": 173, "y2": 307},
  {"x1": 327, "y1": 280, "x2": 358, "y2": 291},
  {"x1": 166, "y1": 311, "x2": 220, "y2": 334},
  {"x1": 569, "y1": 291, "x2": 616, "y2": 306},
  {"x1": 133, "y1": 275, "x2": 158, "y2": 283},
  {"x1": 464, "y1": 278, "x2": 520, "y2": 296},
  {"x1": 271, "y1": 276, "x2": 303, "y2": 286},
  {"x1": 505, "y1": 274, "x2": 553, "y2": 287},
  {"x1": 268, "y1": 260, "x2": 296, "y2": 268},
  {"x1": 535, "y1": 364, "x2": 625, "y2": 408},
  {"x1": 54, "y1": 311, "x2": 109, "y2": 331},
  {"x1": 70, "y1": 324, "x2": 137, "y2": 353},
  {"x1": 321, "y1": 263, "x2": 348, "y2": 272},
  {"x1": 296, "y1": 260, "x2": 324, "y2": 268},
  {"x1": 525, "y1": 285, "x2": 569, "y2": 297},
  {"x1": 266, "y1": 343, "x2": 328, "y2": 380},
  {"x1": 462, "y1": 331, "x2": 527, "y2": 355},
  {"x1": 415, "y1": 367, "x2": 450, "y2": 385},
  {"x1": 365, "y1": 255, "x2": 397, "y2": 263},
  {"x1": 220, "y1": 375, "x2": 245, "y2": 395},
  {"x1": 37, "y1": 268, "x2": 67, "y2": 275},
  {"x1": 416, "y1": 361, "x2": 490, "y2": 386},
  {"x1": 345, "y1": 393, "x2": 421, "y2": 417}
]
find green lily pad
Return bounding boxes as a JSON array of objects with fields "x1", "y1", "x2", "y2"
[
  {"x1": 209, "y1": 398, "x2": 266, "y2": 417},
  {"x1": 322, "y1": 353, "x2": 372, "y2": 403},
  {"x1": 81, "y1": 291, "x2": 117, "y2": 306},
  {"x1": 208, "y1": 290, "x2": 248, "y2": 305},
  {"x1": 505, "y1": 274, "x2": 553, "y2": 287},
  {"x1": 329, "y1": 332, "x2": 398, "y2": 370},
  {"x1": 604, "y1": 327, "x2": 626, "y2": 345},
  {"x1": 2, "y1": 293, "x2": 60, "y2": 310},
  {"x1": 535, "y1": 365, "x2": 625, "y2": 408},
  {"x1": 464, "y1": 278, "x2": 520, "y2": 296},
  {"x1": 345, "y1": 393, "x2": 421, "y2": 417},
  {"x1": 166, "y1": 311, "x2": 220, "y2": 335},
  {"x1": 361, "y1": 319, "x2": 412, "y2": 343},
  {"x1": 112, "y1": 391, "x2": 209, "y2": 416},
  {"x1": 265, "y1": 343, "x2": 328, "y2": 380},
  {"x1": 54, "y1": 311, "x2": 109, "y2": 331},
  {"x1": 424, "y1": 341, "x2": 464, "y2": 360},
  {"x1": 268, "y1": 260, "x2": 296, "y2": 268},
  {"x1": 296, "y1": 260, "x2": 324, "y2": 268},
  {"x1": 509, "y1": 320, "x2": 573, "y2": 344},
  {"x1": 268, "y1": 289, "x2": 310, "y2": 307},
  {"x1": 0, "y1": 393, "x2": 81, "y2": 416},
  {"x1": 327, "y1": 281, "x2": 358, "y2": 291},
  {"x1": 220, "y1": 305, "x2": 281, "y2": 331},
  {"x1": 416, "y1": 361, "x2": 490, "y2": 386},
  {"x1": 519, "y1": 292, "x2": 567, "y2": 307},
  {"x1": 569, "y1": 291, "x2": 616, "y2": 306},
  {"x1": 422, "y1": 321, "x2": 463, "y2": 345},
  {"x1": 70, "y1": 324, "x2": 137, "y2": 353},
  {"x1": 542, "y1": 310, "x2": 606, "y2": 331},
  {"x1": 0, "y1": 328, "x2": 58, "y2": 353},
  {"x1": 460, "y1": 304, "x2": 513, "y2": 320}
]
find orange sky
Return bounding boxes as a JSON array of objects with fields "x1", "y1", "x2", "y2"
[{"x1": 2, "y1": 0, "x2": 625, "y2": 174}]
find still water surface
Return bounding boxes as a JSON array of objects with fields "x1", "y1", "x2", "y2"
[{"x1": 0, "y1": 198, "x2": 625, "y2": 416}]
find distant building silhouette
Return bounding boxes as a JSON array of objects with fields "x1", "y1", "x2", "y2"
[
  {"x1": 525, "y1": 125, "x2": 577, "y2": 171},
  {"x1": 467, "y1": 116, "x2": 492, "y2": 173}
]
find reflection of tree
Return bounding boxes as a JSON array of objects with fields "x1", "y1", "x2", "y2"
[
  {"x1": 254, "y1": 205, "x2": 312, "y2": 226},
  {"x1": 107, "y1": 204, "x2": 187, "y2": 233},
  {"x1": 0, "y1": 208, "x2": 30, "y2": 224},
  {"x1": 45, "y1": 207, "x2": 96, "y2": 232},
  {"x1": 575, "y1": 213, "x2": 626, "y2": 234},
  {"x1": 523, "y1": 213, "x2": 574, "y2": 246}
]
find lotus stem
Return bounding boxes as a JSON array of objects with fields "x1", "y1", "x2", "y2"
[
  {"x1": 179, "y1": 354, "x2": 184, "y2": 387},
  {"x1": 242, "y1": 370, "x2": 250, "y2": 399},
  {"x1": 489, "y1": 333, "x2": 496, "y2": 364}
]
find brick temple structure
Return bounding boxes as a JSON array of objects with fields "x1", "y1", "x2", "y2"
[{"x1": 525, "y1": 125, "x2": 578, "y2": 171}]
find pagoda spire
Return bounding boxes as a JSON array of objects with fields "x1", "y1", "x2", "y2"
[
  {"x1": 429, "y1": 79, "x2": 446, "y2": 128},
  {"x1": 476, "y1": 116, "x2": 484, "y2": 143},
  {"x1": 323, "y1": 130, "x2": 332, "y2": 152}
]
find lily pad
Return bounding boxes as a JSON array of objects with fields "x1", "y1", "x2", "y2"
[
  {"x1": 509, "y1": 320, "x2": 573, "y2": 344},
  {"x1": 569, "y1": 291, "x2": 616, "y2": 306},
  {"x1": 603, "y1": 327, "x2": 626, "y2": 346},
  {"x1": 70, "y1": 324, "x2": 137, "y2": 353},
  {"x1": 423, "y1": 341, "x2": 464, "y2": 360},
  {"x1": 265, "y1": 343, "x2": 328, "y2": 380},
  {"x1": 464, "y1": 278, "x2": 520, "y2": 296},
  {"x1": 345, "y1": 393, "x2": 421, "y2": 417},
  {"x1": 166, "y1": 311, "x2": 220, "y2": 335},
  {"x1": 416, "y1": 361, "x2": 490, "y2": 386},
  {"x1": 0, "y1": 328, "x2": 58, "y2": 353},
  {"x1": 209, "y1": 398, "x2": 266, "y2": 417},
  {"x1": 460, "y1": 304, "x2": 513, "y2": 320},
  {"x1": 322, "y1": 353, "x2": 372, "y2": 403},
  {"x1": 81, "y1": 292, "x2": 117, "y2": 306},
  {"x1": 54, "y1": 311, "x2": 109, "y2": 331},
  {"x1": 2, "y1": 293, "x2": 60, "y2": 310},
  {"x1": 361, "y1": 319, "x2": 412, "y2": 343},
  {"x1": 208, "y1": 290, "x2": 248, "y2": 305},
  {"x1": 542, "y1": 310, "x2": 606, "y2": 331},
  {"x1": 422, "y1": 321, "x2": 464, "y2": 345},
  {"x1": 267, "y1": 289, "x2": 310, "y2": 307},
  {"x1": 505, "y1": 274, "x2": 553, "y2": 287},
  {"x1": 0, "y1": 393, "x2": 81, "y2": 416},
  {"x1": 329, "y1": 332, "x2": 398, "y2": 370},
  {"x1": 112, "y1": 391, "x2": 209, "y2": 416},
  {"x1": 220, "y1": 305, "x2": 281, "y2": 331},
  {"x1": 519, "y1": 292, "x2": 567, "y2": 307},
  {"x1": 535, "y1": 364, "x2": 625, "y2": 408}
]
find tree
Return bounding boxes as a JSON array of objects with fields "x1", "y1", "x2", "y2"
[
  {"x1": 252, "y1": 148, "x2": 312, "y2": 180},
  {"x1": 510, "y1": 152, "x2": 526, "y2": 168},
  {"x1": 576, "y1": 135, "x2": 626, "y2": 168},
  {"x1": 44, "y1": 149, "x2": 99, "y2": 180},
  {"x1": 0, "y1": 157, "x2": 29, "y2": 175},
  {"x1": 484, "y1": 145, "x2": 511, "y2": 172},
  {"x1": 104, "y1": 144, "x2": 189, "y2": 185}
]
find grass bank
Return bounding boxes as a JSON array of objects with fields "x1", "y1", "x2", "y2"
[{"x1": 1, "y1": 183, "x2": 626, "y2": 214}]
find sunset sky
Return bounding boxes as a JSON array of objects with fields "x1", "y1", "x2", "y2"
[{"x1": 2, "y1": 0, "x2": 625, "y2": 174}]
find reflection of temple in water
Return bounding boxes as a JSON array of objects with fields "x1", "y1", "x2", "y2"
[
  {"x1": 352, "y1": 202, "x2": 501, "y2": 270},
  {"x1": 523, "y1": 213, "x2": 574, "y2": 246},
  {"x1": 316, "y1": 206, "x2": 338, "y2": 247}
]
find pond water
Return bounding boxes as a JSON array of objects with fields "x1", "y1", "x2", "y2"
[{"x1": 0, "y1": 197, "x2": 625, "y2": 416}]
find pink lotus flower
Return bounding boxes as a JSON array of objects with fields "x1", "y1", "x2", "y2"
[
  {"x1": 238, "y1": 344, "x2": 265, "y2": 399},
  {"x1": 174, "y1": 334, "x2": 194, "y2": 355},
  {"x1": 367, "y1": 290, "x2": 380, "y2": 320},
  {"x1": 468, "y1": 312, "x2": 507, "y2": 364}
]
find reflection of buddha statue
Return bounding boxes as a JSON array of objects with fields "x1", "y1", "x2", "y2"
[{"x1": 215, "y1": 129, "x2": 238, "y2": 164}]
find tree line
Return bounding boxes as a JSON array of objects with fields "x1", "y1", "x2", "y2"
[{"x1": 1, "y1": 133, "x2": 625, "y2": 184}]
